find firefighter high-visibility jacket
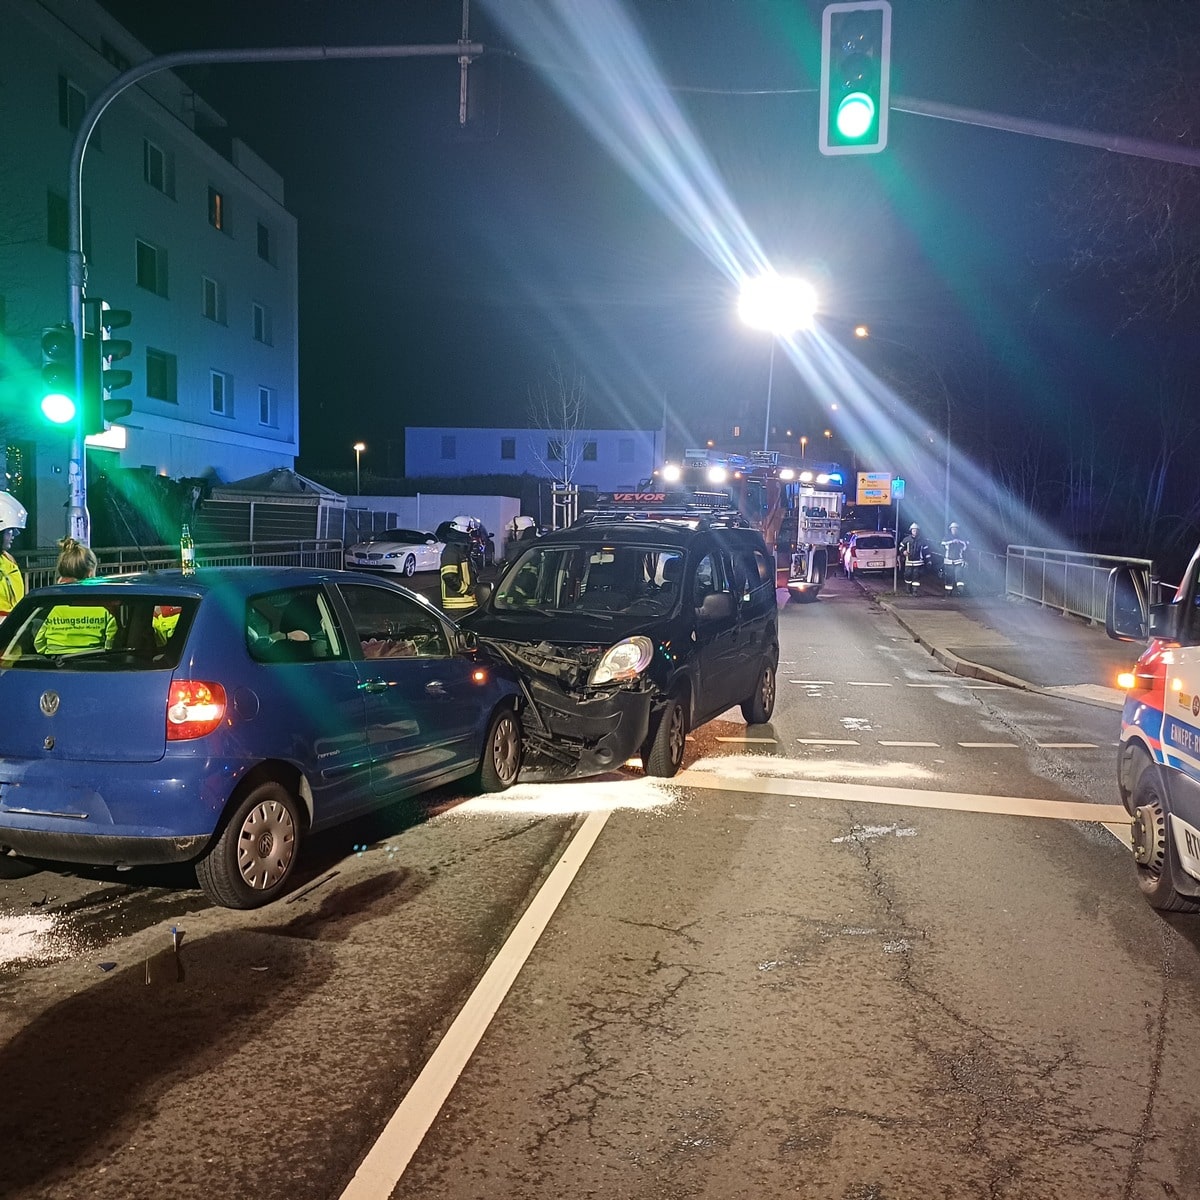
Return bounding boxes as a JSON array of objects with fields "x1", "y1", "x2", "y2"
[
  {"x1": 34, "y1": 604, "x2": 117, "y2": 654},
  {"x1": 440, "y1": 541, "x2": 477, "y2": 612},
  {"x1": 0, "y1": 552, "x2": 23, "y2": 617}
]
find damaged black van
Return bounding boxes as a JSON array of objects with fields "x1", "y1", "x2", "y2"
[{"x1": 462, "y1": 510, "x2": 779, "y2": 780}]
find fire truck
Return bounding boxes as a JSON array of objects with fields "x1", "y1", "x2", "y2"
[{"x1": 647, "y1": 448, "x2": 846, "y2": 601}]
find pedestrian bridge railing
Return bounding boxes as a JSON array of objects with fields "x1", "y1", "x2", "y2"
[
  {"x1": 16, "y1": 539, "x2": 344, "y2": 592},
  {"x1": 1005, "y1": 545, "x2": 1156, "y2": 625}
]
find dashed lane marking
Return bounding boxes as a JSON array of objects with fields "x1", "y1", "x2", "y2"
[
  {"x1": 848, "y1": 681, "x2": 892, "y2": 687},
  {"x1": 673, "y1": 768, "x2": 1131, "y2": 826},
  {"x1": 878, "y1": 740, "x2": 940, "y2": 747},
  {"x1": 789, "y1": 679, "x2": 834, "y2": 685},
  {"x1": 797, "y1": 738, "x2": 860, "y2": 745},
  {"x1": 1037, "y1": 742, "x2": 1100, "y2": 749},
  {"x1": 957, "y1": 742, "x2": 1020, "y2": 748},
  {"x1": 716, "y1": 736, "x2": 778, "y2": 744}
]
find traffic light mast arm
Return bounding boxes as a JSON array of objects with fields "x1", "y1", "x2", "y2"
[
  {"x1": 62, "y1": 38, "x2": 485, "y2": 545},
  {"x1": 890, "y1": 93, "x2": 1200, "y2": 168}
]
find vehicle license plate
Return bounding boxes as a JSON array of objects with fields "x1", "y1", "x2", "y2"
[{"x1": 867, "y1": 560, "x2": 885, "y2": 568}]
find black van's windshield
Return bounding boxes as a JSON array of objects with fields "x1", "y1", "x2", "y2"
[
  {"x1": 494, "y1": 544, "x2": 685, "y2": 616},
  {"x1": 0, "y1": 594, "x2": 195, "y2": 670}
]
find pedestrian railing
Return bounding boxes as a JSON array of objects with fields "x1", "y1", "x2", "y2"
[
  {"x1": 17, "y1": 539, "x2": 344, "y2": 592},
  {"x1": 1005, "y1": 545, "x2": 1155, "y2": 624}
]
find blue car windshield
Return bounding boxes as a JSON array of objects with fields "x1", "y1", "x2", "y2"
[
  {"x1": 493, "y1": 544, "x2": 684, "y2": 615},
  {"x1": 0, "y1": 594, "x2": 195, "y2": 669}
]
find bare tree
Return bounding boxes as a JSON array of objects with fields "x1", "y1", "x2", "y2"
[{"x1": 526, "y1": 355, "x2": 589, "y2": 488}]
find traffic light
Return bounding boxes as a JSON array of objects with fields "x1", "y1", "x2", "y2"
[
  {"x1": 819, "y1": 0, "x2": 892, "y2": 156},
  {"x1": 83, "y1": 299, "x2": 133, "y2": 433},
  {"x1": 40, "y1": 324, "x2": 77, "y2": 425}
]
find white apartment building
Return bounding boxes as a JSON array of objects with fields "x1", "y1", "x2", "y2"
[
  {"x1": 404, "y1": 427, "x2": 664, "y2": 493},
  {"x1": 0, "y1": 0, "x2": 298, "y2": 547}
]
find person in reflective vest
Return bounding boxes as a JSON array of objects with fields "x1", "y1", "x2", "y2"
[
  {"x1": 899, "y1": 523, "x2": 930, "y2": 596},
  {"x1": 440, "y1": 516, "x2": 478, "y2": 612},
  {"x1": 940, "y1": 522, "x2": 969, "y2": 595},
  {"x1": 34, "y1": 537, "x2": 117, "y2": 654},
  {"x1": 0, "y1": 491, "x2": 28, "y2": 620}
]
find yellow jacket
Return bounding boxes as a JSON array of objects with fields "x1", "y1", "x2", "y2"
[
  {"x1": 0, "y1": 552, "x2": 23, "y2": 616},
  {"x1": 34, "y1": 605, "x2": 117, "y2": 654}
]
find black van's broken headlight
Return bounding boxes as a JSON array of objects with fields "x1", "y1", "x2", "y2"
[{"x1": 588, "y1": 636, "x2": 654, "y2": 686}]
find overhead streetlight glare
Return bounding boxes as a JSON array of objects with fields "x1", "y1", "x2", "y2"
[
  {"x1": 854, "y1": 325, "x2": 870, "y2": 339},
  {"x1": 836, "y1": 91, "x2": 877, "y2": 141},
  {"x1": 738, "y1": 274, "x2": 818, "y2": 335}
]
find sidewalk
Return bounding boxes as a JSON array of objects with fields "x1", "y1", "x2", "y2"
[{"x1": 854, "y1": 579, "x2": 1140, "y2": 712}]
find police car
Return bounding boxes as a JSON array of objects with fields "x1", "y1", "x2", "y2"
[{"x1": 1108, "y1": 549, "x2": 1200, "y2": 912}]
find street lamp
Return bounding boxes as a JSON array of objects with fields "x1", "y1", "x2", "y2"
[
  {"x1": 854, "y1": 325, "x2": 951, "y2": 533},
  {"x1": 800, "y1": 435, "x2": 808, "y2": 459},
  {"x1": 738, "y1": 274, "x2": 819, "y2": 452},
  {"x1": 353, "y1": 442, "x2": 366, "y2": 495}
]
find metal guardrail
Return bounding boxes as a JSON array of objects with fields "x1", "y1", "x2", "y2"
[
  {"x1": 1005, "y1": 545, "x2": 1154, "y2": 624},
  {"x1": 17, "y1": 539, "x2": 344, "y2": 592}
]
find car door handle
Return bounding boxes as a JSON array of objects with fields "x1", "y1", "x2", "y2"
[
  {"x1": 425, "y1": 680, "x2": 446, "y2": 696},
  {"x1": 359, "y1": 679, "x2": 388, "y2": 693}
]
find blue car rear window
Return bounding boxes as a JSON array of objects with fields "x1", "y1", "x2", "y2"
[{"x1": 0, "y1": 595, "x2": 195, "y2": 670}]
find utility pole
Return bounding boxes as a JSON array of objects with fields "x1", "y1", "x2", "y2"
[{"x1": 65, "y1": 39, "x2": 482, "y2": 544}]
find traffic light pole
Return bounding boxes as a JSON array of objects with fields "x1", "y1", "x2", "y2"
[{"x1": 65, "y1": 39, "x2": 483, "y2": 544}]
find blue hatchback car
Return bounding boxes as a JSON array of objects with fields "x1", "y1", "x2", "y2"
[{"x1": 0, "y1": 567, "x2": 524, "y2": 908}]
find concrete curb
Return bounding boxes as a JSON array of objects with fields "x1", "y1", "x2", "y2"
[{"x1": 868, "y1": 592, "x2": 1126, "y2": 713}]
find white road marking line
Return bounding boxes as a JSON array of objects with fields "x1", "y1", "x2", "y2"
[
  {"x1": 797, "y1": 738, "x2": 859, "y2": 745},
  {"x1": 957, "y1": 742, "x2": 1020, "y2": 748},
  {"x1": 960, "y1": 683, "x2": 1004, "y2": 689},
  {"x1": 878, "y1": 740, "x2": 940, "y2": 747},
  {"x1": 338, "y1": 807, "x2": 612, "y2": 1199},
  {"x1": 1036, "y1": 742, "x2": 1099, "y2": 749},
  {"x1": 790, "y1": 679, "x2": 833, "y2": 685},
  {"x1": 716, "y1": 736, "x2": 778, "y2": 744},
  {"x1": 907, "y1": 682, "x2": 950, "y2": 687},
  {"x1": 672, "y1": 768, "x2": 1131, "y2": 825},
  {"x1": 848, "y1": 681, "x2": 892, "y2": 687}
]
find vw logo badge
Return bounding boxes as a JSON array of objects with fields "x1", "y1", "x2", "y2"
[{"x1": 39, "y1": 691, "x2": 60, "y2": 717}]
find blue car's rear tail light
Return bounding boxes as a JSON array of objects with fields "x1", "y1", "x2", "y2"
[{"x1": 167, "y1": 680, "x2": 227, "y2": 740}]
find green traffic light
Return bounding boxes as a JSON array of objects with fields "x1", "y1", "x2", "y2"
[
  {"x1": 40, "y1": 392, "x2": 77, "y2": 424},
  {"x1": 836, "y1": 91, "x2": 877, "y2": 140}
]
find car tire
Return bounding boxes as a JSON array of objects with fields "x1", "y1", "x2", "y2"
[
  {"x1": 644, "y1": 696, "x2": 686, "y2": 778},
  {"x1": 477, "y1": 706, "x2": 522, "y2": 792},
  {"x1": 195, "y1": 781, "x2": 301, "y2": 909},
  {"x1": 741, "y1": 660, "x2": 776, "y2": 724},
  {"x1": 403, "y1": 555, "x2": 417, "y2": 577},
  {"x1": 1129, "y1": 771, "x2": 1200, "y2": 913},
  {"x1": 1118, "y1": 743, "x2": 1152, "y2": 813}
]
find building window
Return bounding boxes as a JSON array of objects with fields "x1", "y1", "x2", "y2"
[
  {"x1": 547, "y1": 440, "x2": 564, "y2": 462},
  {"x1": 256, "y1": 221, "x2": 272, "y2": 263},
  {"x1": 143, "y1": 139, "x2": 175, "y2": 198},
  {"x1": 136, "y1": 239, "x2": 168, "y2": 296},
  {"x1": 146, "y1": 349, "x2": 177, "y2": 403},
  {"x1": 440, "y1": 435, "x2": 456, "y2": 459},
  {"x1": 58, "y1": 76, "x2": 86, "y2": 132},
  {"x1": 208, "y1": 186, "x2": 225, "y2": 231},
  {"x1": 252, "y1": 302, "x2": 272, "y2": 345},
  {"x1": 258, "y1": 386, "x2": 274, "y2": 426},
  {"x1": 201, "y1": 276, "x2": 226, "y2": 324},
  {"x1": 583, "y1": 441, "x2": 597, "y2": 461},
  {"x1": 47, "y1": 191, "x2": 91, "y2": 255},
  {"x1": 500, "y1": 436, "x2": 516, "y2": 460},
  {"x1": 211, "y1": 371, "x2": 232, "y2": 416},
  {"x1": 100, "y1": 38, "x2": 132, "y2": 72},
  {"x1": 618, "y1": 438, "x2": 634, "y2": 464}
]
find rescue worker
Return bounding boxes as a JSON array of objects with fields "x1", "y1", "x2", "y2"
[
  {"x1": 506, "y1": 514, "x2": 538, "y2": 561},
  {"x1": 440, "y1": 515, "x2": 478, "y2": 613},
  {"x1": 0, "y1": 491, "x2": 27, "y2": 620},
  {"x1": 899, "y1": 523, "x2": 930, "y2": 595},
  {"x1": 33, "y1": 536, "x2": 117, "y2": 654},
  {"x1": 940, "y1": 522, "x2": 969, "y2": 596}
]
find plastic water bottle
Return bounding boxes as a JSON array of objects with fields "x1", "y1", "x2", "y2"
[{"x1": 180, "y1": 524, "x2": 195, "y2": 576}]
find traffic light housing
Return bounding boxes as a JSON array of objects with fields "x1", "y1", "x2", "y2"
[
  {"x1": 83, "y1": 299, "x2": 133, "y2": 433},
  {"x1": 819, "y1": 0, "x2": 891, "y2": 156},
  {"x1": 40, "y1": 324, "x2": 77, "y2": 425}
]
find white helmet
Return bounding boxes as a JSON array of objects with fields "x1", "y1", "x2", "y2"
[
  {"x1": 0, "y1": 491, "x2": 27, "y2": 532},
  {"x1": 450, "y1": 515, "x2": 473, "y2": 533},
  {"x1": 513, "y1": 515, "x2": 535, "y2": 531},
  {"x1": 948, "y1": 522, "x2": 960, "y2": 533},
  {"x1": 909, "y1": 523, "x2": 919, "y2": 534}
]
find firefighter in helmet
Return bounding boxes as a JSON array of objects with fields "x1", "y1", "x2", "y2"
[
  {"x1": 440, "y1": 515, "x2": 478, "y2": 612},
  {"x1": 0, "y1": 491, "x2": 28, "y2": 620}
]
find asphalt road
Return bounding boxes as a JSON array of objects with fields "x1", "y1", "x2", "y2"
[{"x1": 3, "y1": 574, "x2": 1199, "y2": 1200}]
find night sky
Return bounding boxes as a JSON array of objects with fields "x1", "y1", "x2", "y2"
[{"x1": 92, "y1": 0, "x2": 1193, "y2": 500}]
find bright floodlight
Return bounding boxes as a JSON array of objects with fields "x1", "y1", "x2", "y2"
[
  {"x1": 738, "y1": 274, "x2": 818, "y2": 335},
  {"x1": 662, "y1": 463, "x2": 682, "y2": 482}
]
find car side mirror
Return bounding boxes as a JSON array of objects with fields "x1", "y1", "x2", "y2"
[
  {"x1": 1106, "y1": 565, "x2": 1149, "y2": 642},
  {"x1": 457, "y1": 628, "x2": 479, "y2": 652}
]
